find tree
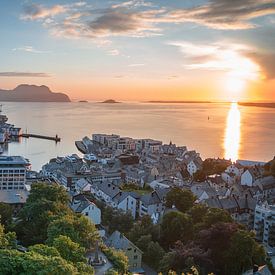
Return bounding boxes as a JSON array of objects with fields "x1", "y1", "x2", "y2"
[
  {"x1": 0, "y1": 249, "x2": 79, "y2": 275},
  {"x1": 47, "y1": 214, "x2": 99, "y2": 249},
  {"x1": 193, "y1": 170, "x2": 207, "y2": 182},
  {"x1": 166, "y1": 187, "x2": 196, "y2": 213},
  {"x1": 270, "y1": 159, "x2": 275, "y2": 176},
  {"x1": 16, "y1": 182, "x2": 71, "y2": 245},
  {"x1": 145, "y1": 241, "x2": 165, "y2": 269},
  {"x1": 224, "y1": 230, "x2": 266, "y2": 275},
  {"x1": 29, "y1": 244, "x2": 60, "y2": 258},
  {"x1": 52, "y1": 235, "x2": 86, "y2": 264},
  {"x1": 161, "y1": 211, "x2": 193, "y2": 248},
  {"x1": 188, "y1": 204, "x2": 208, "y2": 225},
  {"x1": 0, "y1": 224, "x2": 16, "y2": 249},
  {"x1": 200, "y1": 208, "x2": 232, "y2": 230},
  {"x1": 128, "y1": 215, "x2": 158, "y2": 243},
  {"x1": 0, "y1": 203, "x2": 13, "y2": 229},
  {"x1": 102, "y1": 206, "x2": 134, "y2": 234}
]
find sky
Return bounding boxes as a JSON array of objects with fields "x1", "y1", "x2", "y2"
[{"x1": 1, "y1": 0, "x2": 275, "y2": 101}]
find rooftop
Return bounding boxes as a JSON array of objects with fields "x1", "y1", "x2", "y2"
[{"x1": 0, "y1": 156, "x2": 30, "y2": 166}]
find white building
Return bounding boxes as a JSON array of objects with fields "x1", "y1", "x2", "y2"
[
  {"x1": 254, "y1": 203, "x2": 275, "y2": 249},
  {"x1": 71, "y1": 195, "x2": 101, "y2": 225},
  {"x1": 0, "y1": 156, "x2": 30, "y2": 190}
]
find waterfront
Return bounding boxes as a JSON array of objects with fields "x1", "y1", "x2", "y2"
[{"x1": 1, "y1": 101, "x2": 275, "y2": 171}]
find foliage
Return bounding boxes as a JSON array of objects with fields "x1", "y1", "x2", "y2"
[
  {"x1": 0, "y1": 223, "x2": 17, "y2": 249},
  {"x1": 47, "y1": 214, "x2": 99, "y2": 249},
  {"x1": 101, "y1": 206, "x2": 134, "y2": 234},
  {"x1": 105, "y1": 269, "x2": 119, "y2": 275},
  {"x1": 102, "y1": 245, "x2": 129, "y2": 274},
  {"x1": 0, "y1": 249, "x2": 79, "y2": 275},
  {"x1": 161, "y1": 211, "x2": 193, "y2": 248},
  {"x1": 120, "y1": 182, "x2": 153, "y2": 194},
  {"x1": 193, "y1": 170, "x2": 207, "y2": 182},
  {"x1": 0, "y1": 203, "x2": 13, "y2": 229},
  {"x1": 16, "y1": 182, "x2": 71, "y2": 245},
  {"x1": 188, "y1": 204, "x2": 208, "y2": 225},
  {"x1": 128, "y1": 215, "x2": 158, "y2": 243},
  {"x1": 52, "y1": 235, "x2": 86, "y2": 264},
  {"x1": 29, "y1": 244, "x2": 60, "y2": 257},
  {"x1": 165, "y1": 187, "x2": 196, "y2": 213}
]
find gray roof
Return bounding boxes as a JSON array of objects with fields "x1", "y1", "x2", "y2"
[
  {"x1": 0, "y1": 190, "x2": 29, "y2": 204},
  {"x1": 106, "y1": 231, "x2": 142, "y2": 253},
  {"x1": 113, "y1": 191, "x2": 141, "y2": 204},
  {"x1": 98, "y1": 182, "x2": 120, "y2": 198},
  {"x1": 140, "y1": 191, "x2": 161, "y2": 206},
  {"x1": 0, "y1": 155, "x2": 29, "y2": 166}
]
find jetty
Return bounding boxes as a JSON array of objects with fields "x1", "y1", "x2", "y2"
[{"x1": 21, "y1": 133, "x2": 61, "y2": 142}]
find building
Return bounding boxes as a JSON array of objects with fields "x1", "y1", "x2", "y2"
[
  {"x1": 0, "y1": 156, "x2": 30, "y2": 190},
  {"x1": 71, "y1": 194, "x2": 101, "y2": 225},
  {"x1": 106, "y1": 230, "x2": 143, "y2": 272},
  {"x1": 254, "y1": 203, "x2": 275, "y2": 249}
]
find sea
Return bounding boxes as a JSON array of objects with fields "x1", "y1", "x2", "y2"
[{"x1": 2, "y1": 101, "x2": 275, "y2": 171}]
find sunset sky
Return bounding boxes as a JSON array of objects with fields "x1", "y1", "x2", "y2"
[{"x1": 1, "y1": 0, "x2": 275, "y2": 101}]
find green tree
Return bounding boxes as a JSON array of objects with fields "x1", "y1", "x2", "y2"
[
  {"x1": 0, "y1": 223, "x2": 16, "y2": 249},
  {"x1": 29, "y1": 244, "x2": 60, "y2": 257},
  {"x1": 0, "y1": 249, "x2": 79, "y2": 275},
  {"x1": 0, "y1": 203, "x2": 13, "y2": 229},
  {"x1": 200, "y1": 207, "x2": 232, "y2": 229},
  {"x1": 145, "y1": 241, "x2": 165, "y2": 269},
  {"x1": 166, "y1": 188, "x2": 196, "y2": 213},
  {"x1": 224, "y1": 230, "x2": 266, "y2": 275},
  {"x1": 188, "y1": 204, "x2": 208, "y2": 225},
  {"x1": 47, "y1": 214, "x2": 99, "y2": 249},
  {"x1": 16, "y1": 183, "x2": 71, "y2": 245},
  {"x1": 161, "y1": 211, "x2": 193, "y2": 247},
  {"x1": 52, "y1": 235, "x2": 86, "y2": 264}
]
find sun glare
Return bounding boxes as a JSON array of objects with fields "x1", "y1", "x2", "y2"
[{"x1": 224, "y1": 102, "x2": 241, "y2": 162}]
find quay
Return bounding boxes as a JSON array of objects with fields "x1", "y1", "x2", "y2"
[{"x1": 21, "y1": 133, "x2": 61, "y2": 142}]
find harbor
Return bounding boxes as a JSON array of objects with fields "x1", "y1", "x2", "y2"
[{"x1": 0, "y1": 105, "x2": 61, "y2": 148}]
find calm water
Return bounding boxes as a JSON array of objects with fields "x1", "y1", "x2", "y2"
[{"x1": 2, "y1": 102, "x2": 275, "y2": 171}]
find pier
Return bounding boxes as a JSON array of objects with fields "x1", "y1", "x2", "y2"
[{"x1": 21, "y1": 133, "x2": 61, "y2": 142}]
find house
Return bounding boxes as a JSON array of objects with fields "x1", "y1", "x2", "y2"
[
  {"x1": 139, "y1": 190, "x2": 168, "y2": 222},
  {"x1": 75, "y1": 178, "x2": 92, "y2": 193},
  {"x1": 0, "y1": 189, "x2": 29, "y2": 215},
  {"x1": 91, "y1": 182, "x2": 120, "y2": 207},
  {"x1": 186, "y1": 157, "x2": 203, "y2": 176},
  {"x1": 256, "y1": 176, "x2": 275, "y2": 201},
  {"x1": 71, "y1": 194, "x2": 101, "y2": 225},
  {"x1": 205, "y1": 195, "x2": 256, "y2": 229},
  {"x1": 191, "y1": 183, "x2": 217, "y2": 203},
  {"x1": 106, "y1": 230, "x2": 143, "y2": 272},
  {"x1": 225, "y1": 163, "x2": 244, "y2": 177},
  {"x1": 241, "y1": 168, "x2": 260, "y2": 187},
  {"x1": 113, "y1": 191, "x2": 140, "y2": 219}
]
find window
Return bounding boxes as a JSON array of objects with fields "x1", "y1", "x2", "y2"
[
  {"x1": 85, "y1": 212, "x2": 88, "y2": 216},
  {"x1": 134, "y1": 255, "x2": 138, "y2": 259}
]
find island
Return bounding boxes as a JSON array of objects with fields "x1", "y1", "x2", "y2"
[
  {"x1": 79, "y1": 100, "x2": 88, "y2": 103},
  {"x1": 0, "y1": 84, "x2": 71, "y2": 102},
  {"x1": 238, "y1": 102, "x2": 275, "y2": 108},
  {"x1": 101, "y1": 99, "x2": 120, "y2": 103}
]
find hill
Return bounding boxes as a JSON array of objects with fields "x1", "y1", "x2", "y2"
[{"x1": 0, "y1": 84, "x2": 71, "y2": 102}]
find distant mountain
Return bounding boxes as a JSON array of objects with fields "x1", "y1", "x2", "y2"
[{"x1": 0, "y1": 84, "x2": 71, "y2": 102}]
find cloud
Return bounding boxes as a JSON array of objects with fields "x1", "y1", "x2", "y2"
[
  {"x1": 128, "y1": 63, "x2": 145, "y2": 67},
  {"x1": 21, "y1": 2, "x2": 164, "y2": 39},
  {"x1": 12, "y1": 46, "x2": 50, "y2": 54},
  {"x1": 165, "y1": 0, "x2": 275, "y2": 30},
  {"x1": 0, "y1": 72, "x2": 50, "y2": 77},
  {"x1": 107, "y1": 49, "x2": 120, "y2": 56},
  {"x1": 22, "y1": 3, "x2": 66, "y2": 20},
  {"x1": 169, "y1": 41, "x2": 261, "y2": 81},
  {"x1": 246, "y1": 52, "x2": 275, "y2": 79}
]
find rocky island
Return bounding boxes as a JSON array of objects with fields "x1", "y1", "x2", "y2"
[
  {"x1": 0, "y1": 84, "x2": 71, "y2": 102},
  {"x1": 238, "y1": 102, "x2": 275, "y2": 108},
  {"x1": 101, "y1": 99, "x2": 120, "y2": 103}
]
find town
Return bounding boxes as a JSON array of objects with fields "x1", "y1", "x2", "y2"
[{"x1": 0, "y1": 133, "x2": 274, "y2": 274}]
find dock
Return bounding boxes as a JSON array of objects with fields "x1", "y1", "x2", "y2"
[{"x1": 21, "y1": 133, "x2": 61, "y2": 142}]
